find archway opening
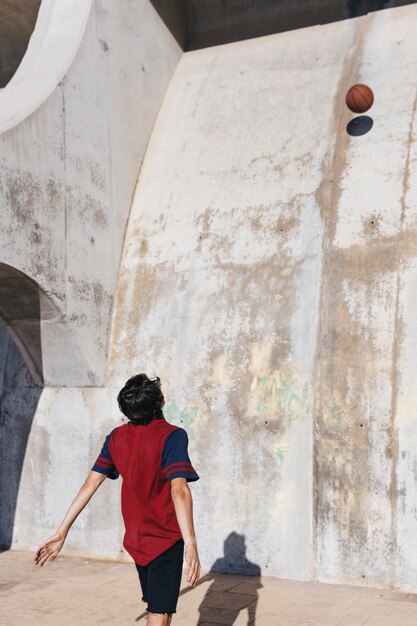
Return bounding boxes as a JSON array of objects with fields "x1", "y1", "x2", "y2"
[
  {"x1": 0, "y1": 263, "x2": 43, "y2": 549},
  {"x1": 0, "y1": 0, "x2": 41, "y2": 88},
  {"x1": 0, "y1": 322, "x2": 42, "y2": 549}
]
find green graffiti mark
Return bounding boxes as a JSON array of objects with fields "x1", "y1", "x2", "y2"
[
  {"x1": 329, "y1": 397, "x2": 343, "y2": 429},
  {"x1": 253, "y1": 372, "x2": 310, "y2": 423},
  {"x1": 275, "y1": 447, "x2": 286, "y2": 462},
  {"x1": 164, "y1": 399, "x2": 200, "y2": 430},
  {"x1": 312, "y1": 375, "x2": 344, "y2": 430},
  {"x1": 251, "y1": 370, "x2": 346, "y2": 429}
]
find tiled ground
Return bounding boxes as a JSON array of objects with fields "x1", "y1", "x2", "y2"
[{"x1": 1, "y1": 549, "x2": 417, "y2": 625}]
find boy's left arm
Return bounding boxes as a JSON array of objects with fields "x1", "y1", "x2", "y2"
[{"x1": 34, "y1": 470, "x2": 107, "y2": 567}]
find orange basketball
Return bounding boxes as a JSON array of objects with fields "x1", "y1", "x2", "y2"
[{"x1": 345, "y1": 84, "x2": 374, "y2": 114}]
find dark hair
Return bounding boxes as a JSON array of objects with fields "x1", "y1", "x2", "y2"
[{"x1": 117, "y1": 373, "x2": 165, "y2": 425}]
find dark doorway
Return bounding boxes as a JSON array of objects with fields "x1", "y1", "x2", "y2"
[
  {"x1": 0, "y1": 264, "x2": 43, "y2": 549},
  {"x1": 0, "y1": 321, "x2": 42, "y2": 549}
]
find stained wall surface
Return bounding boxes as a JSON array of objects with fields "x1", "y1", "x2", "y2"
[
  {"x1": 2, "y1": 0, "x2": 417, "y2": 594},
  {"x1": 0, "y1": 0, "x2": 182, "y2": 385},
  {"x1": 109, "y1": 4, "x2": 417, "y2": 589}
]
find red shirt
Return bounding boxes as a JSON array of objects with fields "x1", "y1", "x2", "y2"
[{"x1": 93, "y1": 417, "x2": 199, "y2": 565}]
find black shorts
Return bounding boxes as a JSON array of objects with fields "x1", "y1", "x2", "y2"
[{"x1": 135, "y1": 539, "x2": 184, "y2": 614}]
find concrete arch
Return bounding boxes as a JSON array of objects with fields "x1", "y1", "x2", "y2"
[
  {"x1": 0, "y1": 1, "x2": 41, "y2": 88},
  {"x1": 0, "y1": 0, "x2": 93, "y2": 133},
  {"x1": 0, "y1": 263, "x2": 96, "y2": 386}
]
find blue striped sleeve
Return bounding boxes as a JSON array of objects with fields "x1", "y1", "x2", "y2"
[
  {"x1": 162, "y1": 428, "x2": 199, "y2": 482},
  {"x1": 92, "y1": 431, "x2": 119, "y2": 480}
]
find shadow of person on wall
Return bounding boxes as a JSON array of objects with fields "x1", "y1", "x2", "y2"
[
  {"x1": 135, "y1": 532, "x2": 262, "y2": 624},
  {"x1": 196, "y1": 532, "x2": 262, "y2": 625}
]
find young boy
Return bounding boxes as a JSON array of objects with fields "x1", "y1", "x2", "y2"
[{"x1": 34, "y1": 374, "x2": 201, "y2": 626}]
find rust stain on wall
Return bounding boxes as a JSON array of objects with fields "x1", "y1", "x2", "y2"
[{"x1": 311, "y1": 12, "x2": 400, "y2": 580}]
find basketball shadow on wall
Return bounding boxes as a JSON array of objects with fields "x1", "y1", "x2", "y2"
[
  {"x1": 196, "y1": 533, "x2": 262, "y2": 625},
  {"x1": 0, "y1": 264, "x2": 43, "y2": 549},
  {"x1": 346, "y1": 115, "x2": 374, "y2": 136}
]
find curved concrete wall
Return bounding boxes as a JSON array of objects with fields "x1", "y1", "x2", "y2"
[
  {"x1": 108, "y1": 4, "x2": 417, "y2": 590},
  {"x1": 0, "y1": 0, "x2": 182, "y2": 385},
  {"x1": 0, "y1": 0, "x2": 182, "y2": 550},
  {"x1": 4, "y1": 0, "x2": 417, "y2": 595}
]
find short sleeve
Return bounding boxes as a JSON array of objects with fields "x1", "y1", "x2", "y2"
[
  {"x1": 162, "y1": 428, "x2": 199, "y2": 482},
  {"x1": 92, "y1": 431, "x2": 119, "y2": 480}
]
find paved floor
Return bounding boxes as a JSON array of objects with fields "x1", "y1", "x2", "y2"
[{"x1": 1, "y1": 550, "x2": 417, "y2": 625}]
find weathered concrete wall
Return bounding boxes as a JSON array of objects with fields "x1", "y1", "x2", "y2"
[
  {"x1": 12, "y1": 386, "x2": 124, "y2": 556},
  {"x1": 108, "y1": 4, "x2": 417, "y2": 590},
  {"x1": 0, "y1": 0, "x2": 182, "y2": 385},
  {"x1": 3, "y1": 0, "x2": 417, "y2": 595},
  {"x1": 314, "y1": 7, "x2": 417, "y2": 590}
]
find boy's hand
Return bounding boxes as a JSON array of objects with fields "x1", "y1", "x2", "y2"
[
  {"x1": 34, "y1": 531, "x2": 66, "y2": 567},
  {"x1": 184, "y1": 542, "x2": 200, "y2": 587}
]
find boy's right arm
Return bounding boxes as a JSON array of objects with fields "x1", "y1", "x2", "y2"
[
  {"x1": 34, "y1": 470, "x2": 107, "y2": 567},
  {"x1": 171, "y1": 477, "x2": 201, "y2": 587}
]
